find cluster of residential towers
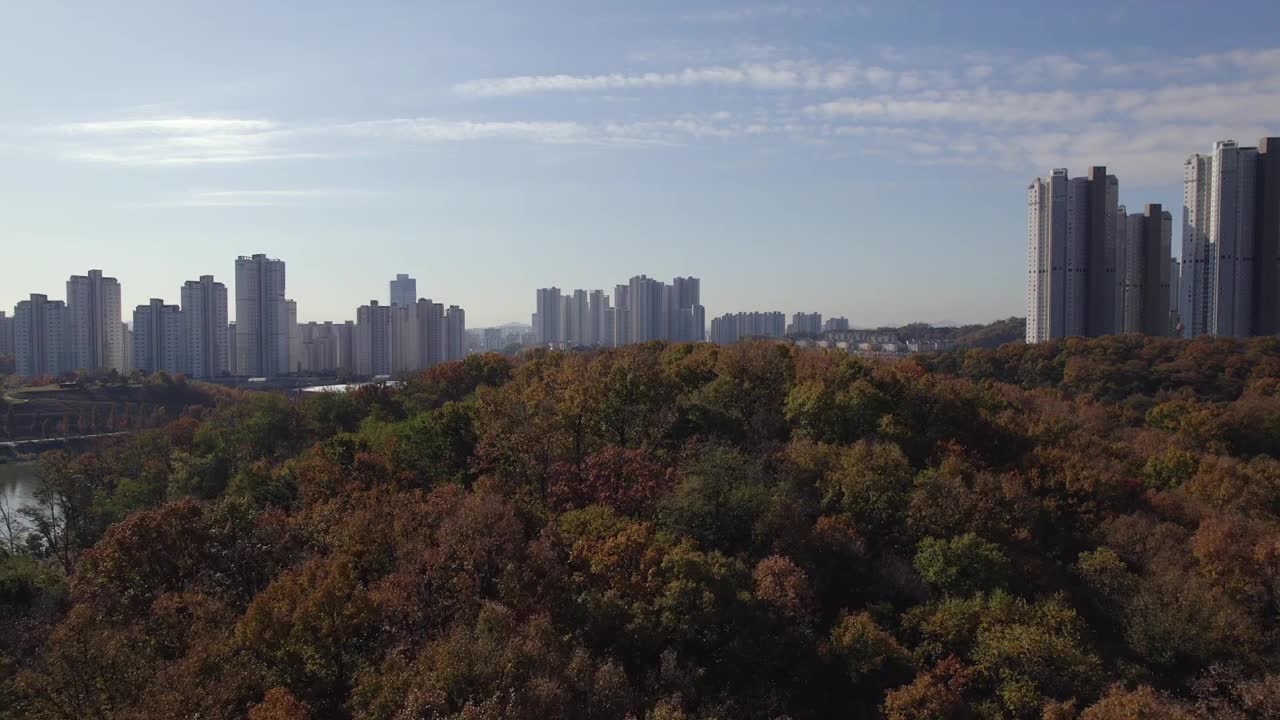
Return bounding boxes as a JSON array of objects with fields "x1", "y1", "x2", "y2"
[
  {"x1": 2, "y1": 258, "x2": 466, "y2": 380},
  {"x1": 532, "y1": 276, "x2": 706, "y2": 347},
  {"x1": 1027, "y1": 137, "x2": 1280, "y2": 343}
]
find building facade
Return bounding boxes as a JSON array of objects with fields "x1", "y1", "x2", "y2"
[
  {"x1": 286, "y1": 299, "x2": 301, "y2": 374},
  {"x1": 788, "y1": 312, "x2": 823, "y2": 336},
  {"x1": 355, "y1": 301, "x2": 392, "y2": 377},
  {"x1": 234, "y1": 254, "x2": 289, "y2": 377},
  {"x1": 132, "y1": 299, "x2": 185, "y2": 375},
  {"x1": 180, "y1": 275, "x2": 228, "y2": 378},
  {"x1": 444, "y1": 305, "x2": 466, "y2": 362},
  {"x1": 534, "y1": 287, "x2": 562, "y2": 345},
  {"x1": 533, "y1": 276, "x2": 704, "y2": 348},
  {"x1": 0, "y1": 311, "x2": 14, "y2": 358},
  {"x1": 824, "y1": 317, "x2": 851, "y2": 332},
  {"x1": 1115, "y1": 205, "x2": 1173, "y2": 335},
  {"x1": 390, "y1": 274, "x2": 417, "y2": 308},
  {"x1": 1026, "y1": 167, "x2": 1121, "y2": 343},
  {"x1": 14, "y1": 294, "x2": 71, "y2": 378},
  {"x1": 66, "y1": 269, "x2": 124, "y2": 372},
  {"x1": 1181, "y1": 138, "x2": 1280, "y2": 338},
  {"x1": 416, "y1": 299, "x2": 445, "y2": 368},
  {"x1": 710, "y1": 311, "x2": 786, "y2": 345}
]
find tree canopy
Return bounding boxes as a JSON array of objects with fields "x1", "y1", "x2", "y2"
[{"x1": 5, "y1": 336, "x2": 1280, "y2": 719}]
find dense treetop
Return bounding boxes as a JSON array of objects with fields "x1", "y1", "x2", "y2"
[{"x1": 4, "y1": 335, "x2": 1280, "y2": 719}]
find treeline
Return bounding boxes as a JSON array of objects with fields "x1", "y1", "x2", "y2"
[{"x1": 3, "y1": 336, "x2": 1280, "y2": 718}]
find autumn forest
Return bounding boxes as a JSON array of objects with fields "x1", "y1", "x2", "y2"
[{"x1": 5, "y1": 336, "x2": 1280, "y2": 719}]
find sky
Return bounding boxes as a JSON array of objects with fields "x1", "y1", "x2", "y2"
[{"x1": 3, "y1": 1, "x2": 1280, "y2": 328}]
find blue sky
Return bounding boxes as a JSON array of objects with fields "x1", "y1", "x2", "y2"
[{"x1": 3, "y1": 1, "x2": 1279, "y2": 327}]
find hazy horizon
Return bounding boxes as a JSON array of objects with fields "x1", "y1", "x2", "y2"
[{"x1": 4, "y1": 1, "x2": 1279, "y2": 327}]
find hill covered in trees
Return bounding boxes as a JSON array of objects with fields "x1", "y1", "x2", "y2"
[{"x1": 4, "y1": 335, "x2": 1280, "y2": 719}]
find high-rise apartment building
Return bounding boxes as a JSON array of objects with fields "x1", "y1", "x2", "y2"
[
  {"x1": 668, "y1": 276, "x2": 705, "y2": 342},
  {"x1": 569, "y1": 290, "x2": 588, "y2": 346},
  {"x1": 355, "y1": 300, "x2": 392, "y2": 376},
  {"x1": 588, "y1": 290, "x2": 608, "y2": 346},
  {"x1": 13, "y1": 294, "x2": 71, "y2": 378},
  {"x1": 234, "y1": 254, "x2": 288, "y2": 377},
  {"x1": 132, "y1": 299, "x2": 185, "y2": 374},
  {"x1": 390, "y1": 303, "x2": 415, "y2": 373},
  {"x1": 389, "y1": 274, "x2": 419, "y2": 369},
  {"x1": 121, "y1": 323, "x2": 132, "y2": 373},
  {"x1": 710, "y1": 312, "x2": 786, "y2": 345},
  {"x1": 1181, "y1": 138, "x2": 1280, "y2": 337},
  {"x1": 286, "y1": 299, "x2": 301, "y2": 374},
  {"x1": 415, "y1": 299, "x2": 445, "y2": 367},
  {"x1": 66, "y1": 269, "x2": 124, "y2": 372},
  {"x1": 628, "y1": 275, "x2": 666, "y2": 343},
  {"x1": 1115, "y1": 205, "x2": 1173, "y2": 335},
  {"x1": 533, "y1": 276, "x2": 703, "y2": 347},
  {"x1": 824, "y1": 317, "x2": 851, "y2": 332},
  {"x1": 1256, "y1": 138, "x2": 1280, "y2": 335},
  {"x1": 181, "y1": 275, "x2": 228, "y2": 378},
  {"x1": 483, "y1": 327, "x2": 504, "y2": 352},
  {"x1": 444, "y1": 305, "x2": 466, "y2": 361},
  {"x1": 337, "y1": 321, "x2": 355, "y2": 373},
  {"x1": 299, "y1": 321, "x2": 345, "y2": 373},
  {"x1": 534, "y1": 287, "x2": 562, "y2": 345},
  {"x1": 390, "y1": 274, "x2": 417, "y2": 307},
  {"x1": 788, "y1": 312, "x2": 823, "y2": 336},
  {"x1": 226, "y1": 322, "x2": 238, "y2": 375},
  {"x1": 0, "y1": 311, "x2": 14, "y2": 357},
  {"x1": 1026, "y1": 167, "x2": 1119, "y2": 343},
  {"x1": 613, "y1": 284, "x2": 631, "y2": 346}
]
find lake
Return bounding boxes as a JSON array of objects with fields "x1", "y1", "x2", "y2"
[{"x1": 0, "y1": 461, "x2": 39, "y2": 512}]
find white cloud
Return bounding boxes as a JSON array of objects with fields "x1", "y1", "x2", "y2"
[
  {"x1": 56, "y1": 117, "x2": 277, "y2": 135},
  {"x1": 454, "y1": 61, "x2": 873, "y2": 96},
  {"x1": 46, "y1": 44, "x2": 1280, "y2": 184},
  {"x1": 680, "y1": 4, "x2": 870, "y2": 23},
  {"x1": 51, "y1": 115, "x2": 317, "y2": 166},
  {"x1": 807, "y1": 88, "x2": 1110, "y2": 125},
  {"x1": 338, "y1": 118, "x2": 596, "y2": 144},
  {"x1": 171, "y1": 189, "x2": 350, "y2": 207}
]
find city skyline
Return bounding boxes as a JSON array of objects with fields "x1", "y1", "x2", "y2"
[
  {"x1": 1026, "y1": 135, "x2": 1280, "y2": 344},
  {"x1": 5, "y1": 2, "x2": 1280, "y2": 327}
]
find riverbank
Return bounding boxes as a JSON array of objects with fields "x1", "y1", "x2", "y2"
[{"x1": 0, "y1": 432, "x2": 130, "y2": 463}]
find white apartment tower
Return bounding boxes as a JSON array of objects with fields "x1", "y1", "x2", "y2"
[
  {"x1": 1182, "y1": 141, "x2": 1259, "y2": 338},
  {"x1": 416, "y1": 299, "x2": 446, "y2": 368},
  {"x1": 66, "y1": 269, "x2": 124, "y2": 372},
  {"x1": 132, "y1": 299, "x2": 185, "y2": 375},
  {"x1": 390, "y1": 303, "x2": 415, "y2": 374},
  {"x1": 181, "y1": 275, "x2": 228, "y2": 378},
  {"x1": 628, "y1": 275, "x2": 666, "y2": 343},
  {"x1": 710, "y1": 311, "x2": 786, "y2": 345},
  {"x1": 355, "y1": 301, "x2": 392, "y2": 376},
  {"x1": 234, "y1": 254, "x2": 289, "y2": 377},
  {"x1": 299, "y1": 322, "x2": 343, "y2": 373},
  {"x1": 390, "y1": 274, "x2": 419, "y2": 370},
  {"x1": 569, "y1": 290, "x2": 588, "y2": 346},
  {"x1": 587, "y1": 290, "x2": 607, "y2": 346},
  {"x1": 534, "y1": 287, "x2": 562, "y2": 345},
  {"x1": 13, "y1": 294, "x2": 71, "y2": 378},
  {"x1": 1026, "y1": 167, "x2": 1119, "y2": 343},
  {"x1": 788, "y1": 312, "x2": 823, "y2": 336}
]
